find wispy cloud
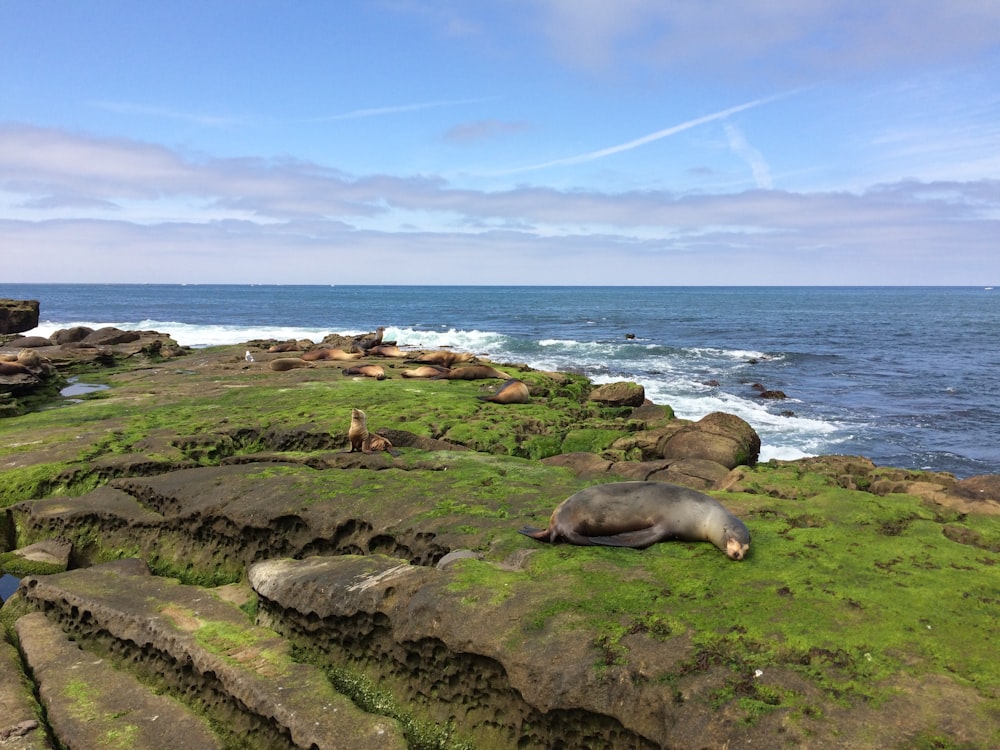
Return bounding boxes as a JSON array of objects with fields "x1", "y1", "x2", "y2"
[
  {"x1": 304, "y1": 96, "x2": 498, "y2": 123},
  {"x1": 499, "y1": 90, "x2": 798, "y2": 174},
  {"x1": 91, "y1": 101, "x2": 244, "y2": 128},
  {"x1": 724, "y1": 123, "x2": 773, "y2": 189}
]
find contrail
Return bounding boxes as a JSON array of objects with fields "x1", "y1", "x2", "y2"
[
  {"x1": 500, "y1": 89, "x2": 801, "y2": 174},
  {"x1": 306, "y1": 96, "x2": 499, "y2": 123}
]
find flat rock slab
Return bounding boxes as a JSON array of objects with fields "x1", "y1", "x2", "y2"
[
  {"x1": 16, "y1": 612, "x2": 222, "y2": 750},
  {"x1": 0, "y1": 638, "x2": 48, "y2": 749},
  {"x1": 19, "y1": 564, "x2": 406, "y2": 750}
]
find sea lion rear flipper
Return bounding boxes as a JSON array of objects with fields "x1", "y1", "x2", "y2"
[
  {"x1": 586, "y1": 527, "x2": 663, "y2": 549},
  {"x1": 518, "y1": 526, "x2": 550, "y2": 541}
]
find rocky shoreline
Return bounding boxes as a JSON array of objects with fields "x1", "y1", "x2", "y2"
[{"x1": 1, "y1": 309, "x2": 999, "y2": 749}]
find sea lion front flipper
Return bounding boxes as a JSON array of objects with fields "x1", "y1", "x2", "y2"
[{"x1": 586, "y1": 527, "x2": 664, "y2": 549}]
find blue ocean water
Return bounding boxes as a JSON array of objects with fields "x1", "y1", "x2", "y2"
[{"x1": 4, "y1": 283, "x2": 999, "y2": 478}]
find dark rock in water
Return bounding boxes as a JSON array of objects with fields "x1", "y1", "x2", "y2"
[
  {"x1": 0, "y1": 299, "x2": 39, "y2": 335},
  {"x1": 759, "y1": 390, "x2": 788, "y2": 400}
]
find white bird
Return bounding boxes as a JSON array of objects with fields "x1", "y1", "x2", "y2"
[{"x1": 245, "y1": 350, "x2": 254, "y2": 362}]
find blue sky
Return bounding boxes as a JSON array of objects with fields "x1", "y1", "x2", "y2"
[{"x1": 2, "y1": 1, "x2": 999, "y2": 285}]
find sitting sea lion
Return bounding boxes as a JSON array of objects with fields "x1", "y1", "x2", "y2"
[
  {"x1": 479, "y1": 378, "x2": 531, "y2": 404},
  {"x1": 347, "y1": 408, "x2": 398, "y2": 454},
  {"x1": 269, "y1": 357, "x2": 313, "y2": 371},
  {"x1": 400, "y1": 365, "x2": 450, "y2": 378},
  {"x1": 268, "y1": 342, "x2": 300, "y2": 353},
  {"x1": 409, "y1": 350, "x2": 474, "y2": 368},
  {"x1": 367, "y1": 344, "x2": 406, "y2": 358},
  {"x1": 354, "y1": 326, "x2": 386, "y2": 353},
  {"x1": 519, "y1": 481, "x2": 750, "y2": 560},
  {"x1": 17, "y1": 349, "x2": 43, "y2": 368},
  {"x1": 342, "y1": 364, "x2": 387, "y2": 380},
  {"x1": 432, "y1": 364, "x2": 510, "y2": 380}
]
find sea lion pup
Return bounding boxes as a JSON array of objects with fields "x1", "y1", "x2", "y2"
[
  {"x1": 479, "y1": 378, "x2": 531, "y2": 404},
  {"x1": 409, "y1": 350, "x2": 474, "y2": 368},
  {"x1": 432, "y1": 364, "x2": 510, "y2": 380},
  {"x1": 269, "y1": 357, "x2": 313, "y2": 371},
  {"x1": 400, "y1": 365, "x2": 450, "y2": 379},
  {"x1": 267, "y1": 342, "x2": 300, "y2": 353},
  {"x1": 367, "y1": 344, "x2": 406, "y2": 358},
  {"x1": 347, "y1": 408, "x2": 399, "y2": 455},
  {"x1": 519, "y1": 481, "x2": 751, "y2": 561},
  {"x1": 342, "y1": 364, "x2": 387, "y2": 380}
]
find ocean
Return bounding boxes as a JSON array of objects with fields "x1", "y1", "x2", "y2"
[{"x1": 3, "y1": 284, "x2": 999, "y2": 479}]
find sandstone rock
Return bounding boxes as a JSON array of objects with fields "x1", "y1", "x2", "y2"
[
  {"x1": 0, "y1": 638, "x2": 48, "y2": 749},
  {"x1": 19, "y1": 565, "x2": 408, "y2": 750},
  {"x1": 81, "y1": 327, "x2": 142, "y2": 346},
  {"x1": 541, "y1": 451, "x2": 613, "y2": 477},
  {"x1": 50, "y1": 326, "x2": 94, "y2": 344},
  {"x1": 11, "y1": 538, "x2": 72, "y2": 570},
  {"x1": 658, "y1": 411, "x2": 761, "y2": 469},
  {"x1": 588, "y1": 381, "x2": 646, "y2": 407},
  {"x1": 16, "y1": 611, "x2": 224, "y2": 750},
  {"x1": 0, "y1": 299, "x2": 39, "y2": 335},
  {"x1": 953, "y1": 474, "x2": 1000, "y2": 503},
  {"x1": 646, "y1": 457, "x2": 732, "y2": 490}
]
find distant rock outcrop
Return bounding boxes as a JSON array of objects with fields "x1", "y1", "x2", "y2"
[{"x1": 0, "y1": 298, "x2": 39, "y2": 335}]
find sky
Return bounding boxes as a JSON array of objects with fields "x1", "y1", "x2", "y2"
[{"x1": 1, "y1": 1, "x2": 999, "y2": 285}]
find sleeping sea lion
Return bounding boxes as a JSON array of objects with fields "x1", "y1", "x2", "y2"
[
  {"x1": 409, "y1": 350, "x2": 474, "y2": 368},
  {"x1": 268, "y1": 342, "x2": 299, "y2": 353},
  {"x1": 367, "y1": 344, "x2": 406, "y2": 358},
  {"x1": 479, "y1": 378, "x2": 531, "y2": 404},
  {"x1": 342, "y1": 364, "x2": 387, "y2": 380},
  {"x1": 301, "y1": 348, "x2": 354, "y2": 361},
  {"x1": 347, "y1": 408, "x2": 398, "y2": 454},
  {"x1": 0, "y1": 361, "x2": 33, "y2": 375},
  {"x1": 17, "y1": 349, "x2": 43, "y2": 368},
  {"x1": 401, "y1": 365, "x2": 450, "y2": 379},
  {"x1": 269, "y1": 357, "x2": 313, "y2": 371},
  {"x1": 519, "y1": 481, "x2": 750, "y2": 560},
  {"x1": 432, "y1": 364, "x2": 510, "y2": 380}
]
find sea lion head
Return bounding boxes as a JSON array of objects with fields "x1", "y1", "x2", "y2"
[{"x1": 723, "y1": 522, "x2": 751, "y2": 560}]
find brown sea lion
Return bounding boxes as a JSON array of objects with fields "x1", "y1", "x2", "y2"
[
  {"x1": 342, "y1": 364, "x2": 387, "y2": 380},
  {"x1": 409, "y1": 350, "x2": 474, "y2": 367},
  {"x1": 0, "y1": 361, "x2": 33, "y2": 375},
  {"x1": 17, "y1": 349, "x2": 43, "y2": 368},
  {"x1": 269, "y1": 357, "x2": 313, "y2": 371},
  {"x1": 268, "y1": 342, "x2": 299, "y2": 353},
  {"x1": 433, "y1": 364, "x2": 510, "y2": 380},
  {"x1": 479, "y1": 378, "x2": 531, "y2": 404},
  {"x1": 301, "y1": 347, "x2": 362, "y2": 362},
  {"x1": 347, "y1": 408, "x2": 398, "y2": 454},
  {"x1": 400, "y1": 365, "x2": 450, "y2": 378},
  {"x1": 367, "y1": 344, "x2": 406, "y2": 358},
  {"x1": 519, "y1": 481, "x2": 751, "y2": 561}
]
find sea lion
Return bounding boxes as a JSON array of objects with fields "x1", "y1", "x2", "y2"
[
  {"x1": 342, "y1": 364, "x2": 387, "y2": 380},
  {"x1": 269, "y1": 357, "x2": 313, "y2": 371},
  {"x1": 400, "y1": 365, "x2": 450, "y2": 378},
  {"x1": 409, "y1": 350, "x2": 474, "y2": 368},
  {"x1": 367, "y1": 344, "x2": 406, "y2": 358},
  {"x1": 268, "y1": 342, "x2": 299, "y2": 353},
  {"x1": 304, "y1": 348, "x2": 362, "y2": 361},
  {"x1": 0, "y1": 361, "x2": 33, "y2": 375},
  {"x1": 479, "y1": 378, "x2": 531, "y2": 404},
  {"x1": 433, "y1": 364, "x2": 510, "y2": 380},
  {"x1": 16, "y1": 349, "x2": 43, "y2": 368},
  {"x1": 354, "y1": 327, "x2": 386, "y2": 353},
  {"x1": 519, "y1": 481, "x2": 750, "y2": 560},
  {"x1": 347, "y1": 408, "x2": 398, "y2": 454}
]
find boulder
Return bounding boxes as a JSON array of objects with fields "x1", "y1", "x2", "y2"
[
  {"x1": 50, "y1": 326, "x2": 94, "y2": 344},
  {"x1": 658, "y1": 411, "x2": 761, "y2": 469},
  {"x1": 0, "y1": 299, "x2": 39, "y2": 335},
  {"x1": 81, "y1": 327, "x2": 142, "y2": 346},
  {"x1": 588, "y1": 381, "x2": 646, "y2": 408}
]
